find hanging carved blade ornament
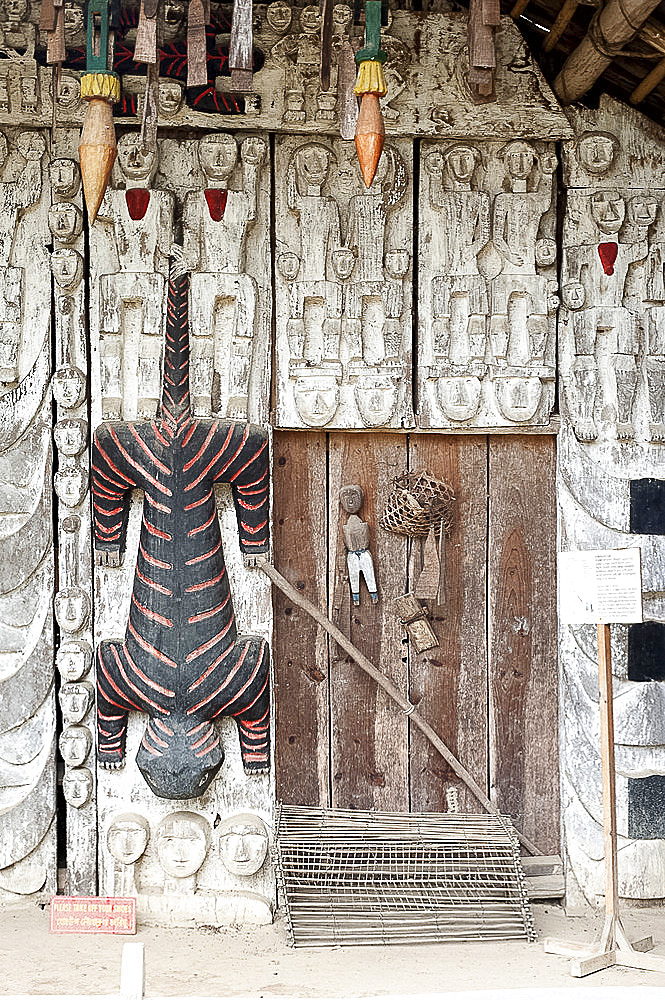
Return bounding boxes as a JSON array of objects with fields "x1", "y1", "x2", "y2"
[{"x1": 354, "y1": 0, "x2": 387, "y2": 188}]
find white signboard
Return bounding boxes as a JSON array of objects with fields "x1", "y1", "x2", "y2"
[{"x1": 559, "y1": 548, "x2": 643, "y2": 625}]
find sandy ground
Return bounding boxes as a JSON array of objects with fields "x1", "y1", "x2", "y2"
[{"x1": 2, "y1": 902, "x2": 665, "y2": 997}]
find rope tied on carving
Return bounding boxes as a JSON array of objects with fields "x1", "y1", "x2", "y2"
[{"x1": 587, "y1": 8, "x2": 636, "y2": 60}]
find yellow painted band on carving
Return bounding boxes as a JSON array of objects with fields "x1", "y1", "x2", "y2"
[
  {"x1": 353, "y1": 60, "x2": 387, "y2": 97},
  {"x1": 80, "y1": 72, "x2": 121, "y2": 103}
]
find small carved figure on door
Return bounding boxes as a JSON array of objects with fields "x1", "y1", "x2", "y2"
[{"x1": 340, "y1": 484, "x2": 378, "y2": 606}]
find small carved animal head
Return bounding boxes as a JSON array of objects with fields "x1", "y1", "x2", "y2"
[{"x1": 136, "y1": 717, "x2": 224, "y2": 800}]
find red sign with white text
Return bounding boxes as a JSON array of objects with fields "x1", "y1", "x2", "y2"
[{"x1": 50, "y1": 896, "x2": 136, "y2": 934}]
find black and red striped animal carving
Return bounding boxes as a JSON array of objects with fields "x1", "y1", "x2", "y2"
[{"x1": 92, "y1": 259, "x2": 270, "y2": 799}]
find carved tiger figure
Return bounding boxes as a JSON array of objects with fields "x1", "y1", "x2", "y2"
[{"x1": 92, "y1": 259, "x2": 270, "y2": 799}]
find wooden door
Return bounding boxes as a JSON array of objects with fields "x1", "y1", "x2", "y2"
[{"x1": 273, "y1": 431, "x2": 559, "y2": 855}]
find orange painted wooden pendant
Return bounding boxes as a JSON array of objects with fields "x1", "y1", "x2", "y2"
[
  {"x1": 79, "y1": 93, "x2": 118, "y2": 224},
  {"x1": 355, "y1": 92, "x2": 385, "y2": 188}
]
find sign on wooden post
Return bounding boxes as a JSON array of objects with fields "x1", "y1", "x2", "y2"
[
  {"x1": 50, "y1": 896, "x2": 136, "y2": 934},
  {"x1": 545, "y1": 548, "x2": 665, "y2": 977}
]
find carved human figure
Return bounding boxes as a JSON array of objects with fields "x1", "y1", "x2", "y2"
[
  {"x1": 345, "y1": 149, "x2": 408, "y2": 366},
  {"x1": 426, "y1": 144, "x2": 490, "y2": 371},
  {"x1": 563, "y1": 189, "x2": 647, "y2": 441},
  {"x1": 0, "y1": 131, "x2": 43, "y2": 382},
  {"x1": 492, "y1": 142, "x2": 556, "y2": 368},
  {"x1": 638, "y1": 195, "x2": 665, "y2": 439},
  {"x1": 156, "y1": 811, "x2": 211, "y2": 893},
  {"x1": 183, "y1": 134, "x2": 265, "y2": 418},
  {"x1": 0, "y1": 0, "x2": 38, "y2": 114},
  {"x1": 62, "y1": 767, "x2": 93, "y2": 808},
  {"x1": 95, "y1": 133, "x2": 174, "y2": 420},
  {"x1": 107, "y1": 813, "x2": 150, "y2": 895},
  {"x1": 284, "y1": 144, "x2": 342, "y2": 367},
  {"x1": 218, "y1": 813, "x2": 269, "y2": 877},
  {"x1": 54, "y1": 515, "x2": 90, "y2": 634},
  {"x1": 272, "y1": 5, "x2": 321, "y2": 124},
  {"x1": 340, "y1": 484, "x2": 378, "y2": 606}
]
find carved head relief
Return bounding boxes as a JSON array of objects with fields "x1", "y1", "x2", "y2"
[
  {"x1": 535, "y1": 238, "x2": 556, "y2": 268},
  {"x1": 437, "y1": 375, "x2": 482, "y2": 422},
  {"x1": 59, "y1": 681, "x2": 94, "y2": 724},
  {"x1": 6, "y1": 0, "x2": 28, "y2": 25},
  {"x1": 591, "y1": 190, "x2": 625, "y2": 235},
  {"x1": 117, "y1": 133, "x2": 156, "y2": 184},
  {"x1": 293, "y1": 375, "x2": 339, "y2": 426},
  {"x1": 299, "y1": 4, "x2": 320, "y2": 32},
  {"x1": 340, "y1": 484, "x2": 363, "y2": 514},
  {"x1": 55, "y1": 459, "x2": 87, "y2": 508},
  {"x1": 48, "y1": 203, "x2": 83, "y2": 245},
  {"x1": 355, "y1": 375, "x2": 397, "y2": 427},
  {"x1": 54, "y1": 417, "x2": 87, "y2": 457},
  {"x1": 266, "y1": 0, "x2": 292, "y2": 33},
  {"x1": 59, "y1": 725, "x2": 92, "y2": 767},
  {"x1": 198, "y1": 133, "x2": 237, "y2": 183},
  {"x1": 628, "y1": 193, "x2": 658, "y2": 229},
  {"x1": 158, "y1": 80, "x2": 184, "y2": 118},
  {"x1": 218, "y1": 813, "x2": 269, "y2": 877},
  {"x1": 445, "y1": 144, "x2": 479, "y2": 185},
  {"x1": 56, "y1": 639, "x2": 92, "y2": 682},
  {"x1": 50, "y1": 159, "x2": 80, "y2": 198},
  {"x1": 577, "y1": 132, "x2": 618, "y2": 176},
  {"x1": 332, "y1": 4, "x2": 352, "y2": 29},
  {"x1": 51, "y1": 248, "x2": 83, "y2": 290},
  {"x1": 56, "y1": 73, "x2": 80, "y2": 110},
  {"x1": 562, "y1": 281, "x2": 585, "y2": 311},
  {"x1": 157, "y1": 812, "x2": 211, "y2": 878},
  {"x1": 162, "y1": 0, "x2": 186, "y2": 41},
  {"x1": 63, "y1": 767, "x2": 93, "y2": 808},
  {"x1": 294, "y1": 144, "x2": 330, "y2": 194},
  {"x1": 52, "y1": 365, "x2": 86, "y2": 409},
  {"x1": 107, "y1": 814, "x2": 150, "y2": 865},
  {"x1": 64, "y1": 2, "x2": 85, "y2": 37},
  {"x1": 504, "y1": 140, "x2": 535, "y2": 182}
]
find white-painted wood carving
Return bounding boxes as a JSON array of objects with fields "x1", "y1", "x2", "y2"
[
  {"x1": 559, "y1": 97, "x2": 665, "y2": 906},
  {"x1": 419, "y1": 139, "x2": 557, "y2": 428},
  {"x1": 275, "y1": 136, "x2": 413, "y2": 429},
  {"x1": 90, "y1": 133, "x2": 274, "y2": 925},
  {"x1": 0, "y1": 127, "x2": 55, "y2": 901}
]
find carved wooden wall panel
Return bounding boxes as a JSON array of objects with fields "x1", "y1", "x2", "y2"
[
  {"x1": 274, "y1": 136, "x2": 413, "y2": 430},
  {"x1": 89, "y1": 130, "x2": 274, "y2": 925},
  {"x1": 419, "y1": 140, "x2": 557, "y2": 429},
  {"x1": 559, "y1": 96, "x2": 665, "y2": 905},
  {"x1": 0, "y1": 127, "x2": 56, "y2": 900}
]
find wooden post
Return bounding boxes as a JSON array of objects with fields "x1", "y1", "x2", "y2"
[
  {"x1": 630, "y1": 57, "x2": 665, "y2": 103},
  {"x1": 542, "y1": 0, "x2": 579, "y2": 53}
]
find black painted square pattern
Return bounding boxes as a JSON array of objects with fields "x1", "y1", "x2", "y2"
[
  {"x1": 628, "y1": 776, "x2": 665, "y2": 840},
  {"x1": 630, "y1": 479, "x2": 665, "y2": 535},
  {"x1": 628, "y1": 622, "x2": 665, "y2": 682}
]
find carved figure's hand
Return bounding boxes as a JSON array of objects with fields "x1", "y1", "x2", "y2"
[
  {"x1": 243, "y1": 552, "x2": 269, "y2": 569},
  {"x1": 241, "y1": 136, "x2": 267, "y2": 165},
  {"x1": 96, "y1": 548, "x2": 122, "y2": 567},
  {"x1": 424, "y1": 150, "x2": 445, "y2": 177},
  {"x1": 508, "y1": 251, "x2": 525, "y2": 267}
]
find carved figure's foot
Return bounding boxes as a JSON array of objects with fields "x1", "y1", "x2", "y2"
[
  {"x1": 616, "y1": 421, "x2": 634, "y2": 441},
  {"x1": 650, "y1": 422, "x2": 665, "y2": 443},
  {"x1": 573, "y1": 419, "x2": 597, "y2": 442},
  {"x1": 96, "y1": 548, "x2": 122, "y2": 567}
]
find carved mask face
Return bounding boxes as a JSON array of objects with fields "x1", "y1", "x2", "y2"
[
  {"x1": 300, "y1": 4, "x2": 320, "y2": 31},
  {"x1": 340, "y1": 485, "x2": 363, "y2": 514},
  {"x1": 117, "y1": 134, "x2": 155, "y2": 182},
  {"x1": 59, "y1": 682, "x2": 94, "y2": 723},
  {"x1": 535, "y1": 238, "x2": 556, "y2": 267},
  {"x1": 59, "y1": 725, "x2": 91, "y2": 767},
  {"x1": 562, "y1": 281, "x2": 585, "y2": 310},
  {"x1": 6, "y1": 0, "x2": 27, "y2": 25},
  {"x1": 294, "y1": 376, "x2": 339, "y2": 426},
  {"x1": 577, "y1": 133, "x2": 616, "y2": 176},
  {"x1": 332, "y1": 3, "x2": 351, "y2": 28},
  {"x1": 354, "y1": 377, "x2": 397, "y2": 427},
  {"x1": 56, "y1": 640, "x2": 91, "y2": 681},
  {"x1": 218, "y1": 813, "x2": 269, "y2": 877},
  {"x1": 63, "y1": 767, "x2": 93, "y2": 808},
  {"x1": 504, "y1": 141, "x2": 535, "y2": 181},
  {"x1": 64, "y1": 2, "x2": 85, "y2": 36},
  {"x1": 591, "y1": 190, "x2": 625, "y2": 235},
  {"x1": 50, "y1": 159, "x2": 79, "y2": 198},
  {"x1": 162, "y1": 0, "x2": 186, "y2": 41},
  {"x1": 57, "y1": 74, "x2": 80, "y2": 109},
  {"x1": 51, "y1": 248, "x2": 83, "y2": 290},
  {"x1": 55, "y1": 586, "x2": 90, "y2": 634},
  {"x1": 446, "y1": 145, "x2": 477, "y2": 183},
  {"x1": 52, "y1": 365, "x2": 86, "y2": 409},
  {"x1": 157, "y1": 813, "x2": 210, "y2": 878},
  {"x1": 55, "y1": 461, "x2": 87, "y2": 507},
  {"x1": 107, "y1": 815, "x2": 150, "y2": 865},
  {"x1": 198, "y1": 135, "x2": 237, "y2": 181},
  {"x1": 48, "y1": 203, "x2": 83, "y2": 244},
  {"x1": 54, "y1": 418, "x2": 87, "y2": 457},
  {"x1": 628, "y1": 194, "x2": 658, "y2": 228},
  {"x1": 158, "y1": 81, "x2": 183, "y2": 117},
  {"x1": 266, "y1": 0, "x2": 291, "y2": 32},
  {"x1": 296, "y1": 145, "x2": 330, "y2": 190}
]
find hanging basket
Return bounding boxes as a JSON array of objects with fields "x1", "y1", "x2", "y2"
[{"x1": 380, "y1": 470, "x2": 455, "y2": 539}]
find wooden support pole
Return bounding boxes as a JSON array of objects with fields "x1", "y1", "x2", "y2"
[
  {"x1": 510, "y1": 0, "x2": 531, "y2": 19},
  {"x1": 260, "y1": 560, "x2": 543, "y2": 857},
  {"x1": 630, "y1": 55, "x2": 665, "y2": 102},
  {"x1": 543, "y1": 0, "x2": 579, "y2": 53},
  {"x1": 553, "y1": 0, "x2": 663, "y2": 103}
]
